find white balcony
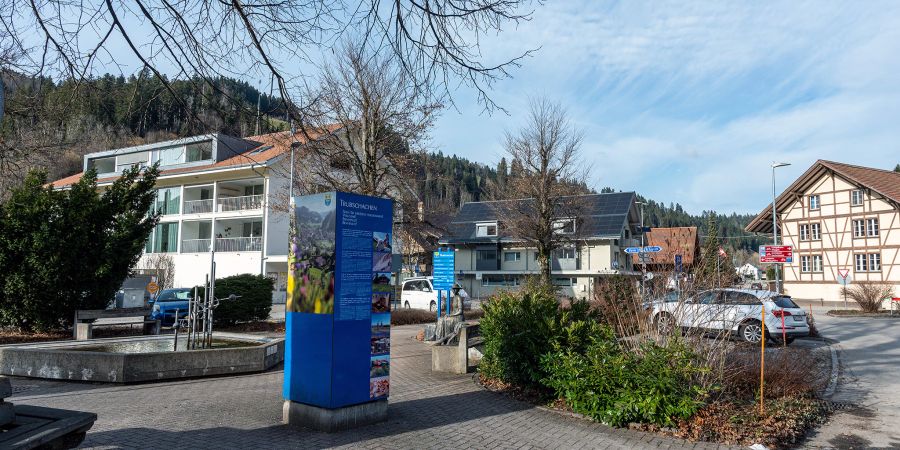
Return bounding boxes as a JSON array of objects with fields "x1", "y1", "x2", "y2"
[
  {"x1": 183, "y1": 199, "x2": 214, "y2": 214},
  {"x1": 215, "y1": 236, "x2": 262, "y2": 252},
  {"x1": 182, "y1": 238, "x2": 212, "y2": 253},
  {"x1": 217, "y1": 194, "x2": 263, "y2": 212}
]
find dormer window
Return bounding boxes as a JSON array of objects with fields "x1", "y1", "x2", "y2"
[
  {"x1": 476, "y1": 222, "x2": 498, "y2": 237},
  {"x1": 553, "y1": 218, "x2": 576, "y2": 234},
  {"x1": 157, "y1": 140, "x2": 213, "y2": 166}
]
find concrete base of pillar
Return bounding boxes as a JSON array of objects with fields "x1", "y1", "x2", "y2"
[{"x1": 282, "y1": 399, "x2": 387, "y2": 432}]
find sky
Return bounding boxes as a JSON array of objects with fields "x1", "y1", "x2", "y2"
[
  {"x1": 16, "y1": 1, "x2": 900, "y2": 216},
  {"x1": 429, "y1": 1, "x2": 900, "y2": 215}
]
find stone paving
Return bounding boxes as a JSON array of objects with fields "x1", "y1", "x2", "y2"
[{"x1": 9, "y1": 325, "x2": 743, "y2": 450}]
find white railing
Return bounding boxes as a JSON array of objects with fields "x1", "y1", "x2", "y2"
[
  {"x1": 215, "y1": 236, "x2": 262, "y2": 252},
  {"x1": 181, "y1": 239, "x2": 212, "y2": 253},
  {"x1": 217, "y1": 195, "x2": 263, "y2": 212},
  {"x1": 183, "y1": 199, "x2": 214, "y2": 214}
]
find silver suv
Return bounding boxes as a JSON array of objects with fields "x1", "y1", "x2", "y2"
[{"x1": 650, "y1": 288, "x2": 809, "y2": 344}]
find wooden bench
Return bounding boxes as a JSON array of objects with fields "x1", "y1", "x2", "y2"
[{"x1": 73, "y1": 308, "x2": 160, "y2": 340}]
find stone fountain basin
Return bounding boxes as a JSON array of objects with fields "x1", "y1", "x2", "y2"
[{"x1": 0, "y1": 333, "x2": 284, "y2": 383}]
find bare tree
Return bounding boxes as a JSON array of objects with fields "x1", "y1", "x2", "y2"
[
  {"x1": 137, "y1": 253, "x2": 177, "y2": 290},
  {"x1": 1, "y1": 0, "x2": 535, "y2": 121},
  {"x1": 495, "y1": 98, "x2": 589, "y2": 284},
  {"x1": 296, "y1": 42, "x2": 441, "y2": 204}
]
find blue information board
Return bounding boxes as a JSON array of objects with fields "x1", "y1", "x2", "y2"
[
  {"x1": 284, "y1": 192, "x2": 393, "y2": 409},
  {"x1": 432, "y1": 250, "x2": 455, "y2": 291}
]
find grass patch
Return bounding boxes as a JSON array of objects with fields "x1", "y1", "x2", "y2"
[
  {"x1": 0, "y1": 329, "x2": 70, "y2": 345},
  {"x1": 826, "y1": 309, "x2": 896, "y2": 317}
]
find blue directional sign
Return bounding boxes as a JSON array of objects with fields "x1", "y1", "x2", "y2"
[
  {"x1": 643, "y1": 246, "x2": 663, "y2": 253},
  {"x1": 624, "y1": 247, "x2": 643, "y2": 254},
  {"x1": 432, "y1": 250, "x2": 456, "y2": 290},
  {"x1": 675, "y1": 254, "x2": 683, "y2": 272}
]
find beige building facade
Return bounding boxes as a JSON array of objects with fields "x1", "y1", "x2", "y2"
[{"x1": 746, "y1": 160, "x2": 900, "y2": 303}]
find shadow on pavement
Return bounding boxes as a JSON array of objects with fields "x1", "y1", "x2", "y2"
[{"x1": 82, "y1": 389, "x2": 533, "y2": 449}]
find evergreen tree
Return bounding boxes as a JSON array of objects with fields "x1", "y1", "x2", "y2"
[
  {"x1": 895, "y1": 164, "x2": 900, "y2": 173},
  {"x1": 496, "y1": 157, "x2": 508, "y2": 191},
  {"x1": 697, "y1": 214, "x2": 722, "y2": 286},
  {"x1": 0, "y1": 165, "x2": 160, "y2": 331}
]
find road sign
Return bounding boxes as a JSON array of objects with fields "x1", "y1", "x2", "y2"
[
  {"x1": 836, "y1": 269, "x2": 852, "y2": 286},
  {"x1": 675, "y1": 255, "x2": 683, "y2": 272},
  {"x1": 624, "y1": 247, "x2": 643, "y2": 254},
  {"x1": 638, "y1": 253, "x2": 652, "y2": 264},
  {"x1": 146, "y1": 281, "x2": 160, "y2": 295},
  {"x1": 432, "y1": 250, "x2": 456, "y2": 291},
  {"x1": 642, "y1": 246, "x2": 662, "y2": 253},
  {"x1": 759, "y1": 245, "x2": 793, "y2": 263}
]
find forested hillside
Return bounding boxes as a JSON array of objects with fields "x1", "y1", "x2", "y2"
[{"x1": 1, "y1": 72, "x2": 763, "y2": 252}]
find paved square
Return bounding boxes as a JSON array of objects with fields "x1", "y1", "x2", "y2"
[{"x1": 10, "y1": 326, "x2": 739, "y2": 449}]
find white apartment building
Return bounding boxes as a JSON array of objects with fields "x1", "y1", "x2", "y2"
[
  {"x1": 50, "y1": 131, "x2": 317, "y2": 303},
  {"x1": 438, "y1": 192, "x2": 642, "y2": 299},
  {"x1": 746, "y1": 160, "x2": 900, "y2": 302}
]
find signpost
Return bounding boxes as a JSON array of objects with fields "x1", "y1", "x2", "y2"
[
  {"x1": 146, "y1": 280, "x2": 160, "y2": 302},
  {"x1": 432, "y1": 250, "x2": 456, "y2": 318},
  {"x1": 759, "y1": 245, "x2": 793, "y2": 263},
  {"x1": 837, "y1": 268, "x2": 852, "y2": 308},
  {"x1": 674, "y1": 255, "x2": 683, "y2": 273},
  {"x1": 283, "y1": 191, "x2": 393, "y2": 430}
]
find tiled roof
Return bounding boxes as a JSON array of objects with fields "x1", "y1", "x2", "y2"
[
  {"x1": 631, "y1": 227, "x2": 698, "y2": 266},
  {"x1": 745, "y1": 159, "x2": 900, "y2": 233},
  {"x1": 48, "y1": 127, "x2": 338, "y2": 188},
  {"x1": 439, "y1": 192, "x2": 636, "y2": 244}
]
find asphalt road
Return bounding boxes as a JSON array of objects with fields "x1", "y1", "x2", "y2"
[{"x1": 804, "y1": 307, "x2": 900, "y2": 449}]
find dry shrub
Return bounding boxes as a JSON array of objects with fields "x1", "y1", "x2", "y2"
[
  {"x1": 592, "y1": 275, "x2": 647, "y2": 338},
  {"x1": 390, "y1": 308, "x2": 484, "y2": 326},
  {"x1": 840, "y1": 281, "x2": 894, "y2": 313},
  {"x1": 720, "y1": 348, "x2": 825, "y2": 399}
]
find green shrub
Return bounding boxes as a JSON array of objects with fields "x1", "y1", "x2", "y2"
[
  {"x1": 194, "y1": 274, "x2": 273, "y2": 325},
  {"x1": 541, "y1": 333, "x2": 707, "y2": 427},
  {"x1": 479, "y1": 281, "x2": 597, "y2": 388}
]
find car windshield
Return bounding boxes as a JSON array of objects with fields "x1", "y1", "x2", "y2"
[
  {"x1": 771, "y1": 295, "x2": 799, "y2": 308},
  {"x1": 156, "y1": 289, "x2": 191, "y2": 302}
]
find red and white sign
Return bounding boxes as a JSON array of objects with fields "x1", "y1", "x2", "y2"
[
  {"x1": 759, "y1": 245, "x2": 793, "y2": 263},
  {"x1": 838, "y1": 269, "x2": 850, "y2": 279}
]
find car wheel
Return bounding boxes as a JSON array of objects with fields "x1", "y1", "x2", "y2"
[
  {"x1": 655, "y1": 312, "x2": 675, "y2": 335},
  {"x1": 404, "y1": 301, "x2": 410, "y2": 309},
  {"x1": 739, "y1": 320, "x2": 764, "y2": 343},
  {"x1": 429, "y1": 301, "x2": 436, "y2": 312}
]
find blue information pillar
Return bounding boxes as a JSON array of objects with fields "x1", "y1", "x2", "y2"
[
  {"x1": 283, "y1": 192, "x2": 393, "y2": 431},
  {"x1": 432, "y1": 250, "x2": 456, "y2": 318}
]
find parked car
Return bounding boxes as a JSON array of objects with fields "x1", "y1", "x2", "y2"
[
  {"x1": 400, "y1": 277, "x2": 470, "y2": 311},
  {"x1": 650, "y1": 288, "x2": 809, "y2": 344},
  {"x1": 642, "y1": 290, "x2": 680, "y2": 310},
  {"x1": 149, "y1": 288, "x2": 192, "y2": 326}
]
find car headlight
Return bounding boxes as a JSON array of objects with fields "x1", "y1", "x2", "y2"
[{"x1": 152, "y1": 303, "x2": 160, "y2": 313}]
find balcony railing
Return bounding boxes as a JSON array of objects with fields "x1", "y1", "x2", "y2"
[
  {"x1": 217, "y1": 195, "x2": 263, "y2": 212},
  {"x1": 181, "y1": 239, "x2": 212, "y2": 253},
  {"x1": 215, "y1": 236, "x2": 262, "y2": 252},
  {"x1": 183, "y1": 199, "x2": 214, "y2": 214}
]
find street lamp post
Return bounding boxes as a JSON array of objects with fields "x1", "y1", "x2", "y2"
[
  {"x1": 771, "y1": 162, "x2": 791, "y2": 293},
  {"x1": 636, "y1": 201, "x2": 646, "y2": 298}
]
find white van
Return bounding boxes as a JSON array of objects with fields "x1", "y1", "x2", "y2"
[{"x1": 400, "y1": 277, "x2": 470, "y2": 311}]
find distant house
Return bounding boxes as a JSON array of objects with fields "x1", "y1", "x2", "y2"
[
  {"x1": 438, "y1": 192, "x2": 642, "y2": 300},
  {"x1": 630, "y1": 227, "x2": 699, "y2": 273},
  {"x1": 745, "y1": 160, "x2": 900, "y2": 302},
  {"x1": 736, "y1": 263, "x2": 763, "y2": 281}
]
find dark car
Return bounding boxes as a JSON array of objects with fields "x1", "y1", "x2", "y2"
[{"x1": 150, "y1": 288, "x2": 192, "y2": 326}]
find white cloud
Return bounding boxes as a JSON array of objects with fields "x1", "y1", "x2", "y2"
[{"x1": 437, "y1": 0, "x2": 900, "y2": 215}]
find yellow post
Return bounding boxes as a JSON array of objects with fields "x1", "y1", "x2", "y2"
[{"x1": 760, "y1": 303, "x2": 766, "y2": 416}]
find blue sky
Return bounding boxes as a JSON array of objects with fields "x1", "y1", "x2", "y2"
[
  {"x1": 32, "y1": 1, "x2": 900, "y2": 215},
  {"x1": 429, "y1": 1, "x2": 900, "y2": 215}
]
